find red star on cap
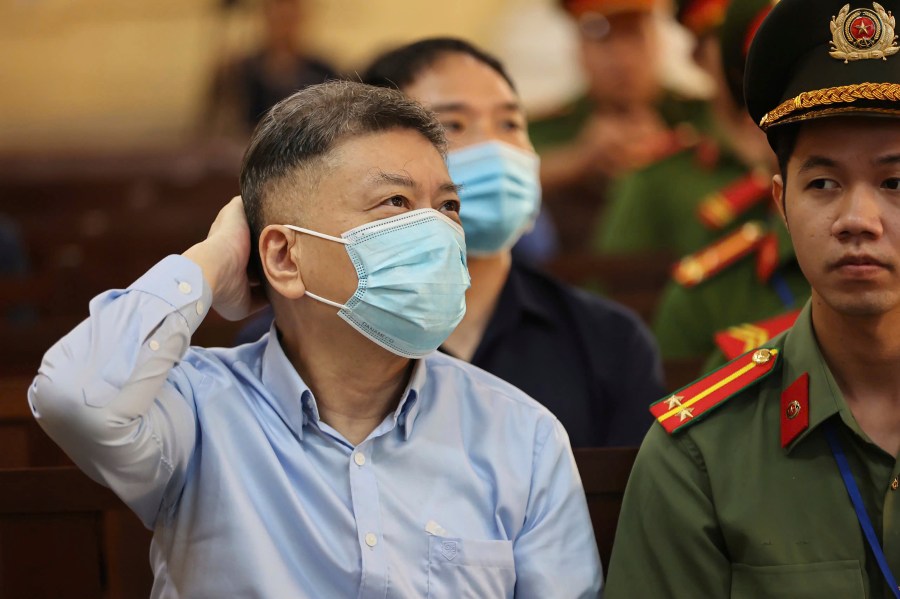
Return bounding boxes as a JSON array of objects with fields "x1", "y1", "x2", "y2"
[{"x1": 851, "y1": 16, "x2": 876, "y2": 40}]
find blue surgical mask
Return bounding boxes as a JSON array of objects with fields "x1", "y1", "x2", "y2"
[
  {"x1": 447, "y1": 141, "x2": 542, "y2": 256},
  {"x1": 284, "y1": 209, "x2": 471, "y2": 359}
]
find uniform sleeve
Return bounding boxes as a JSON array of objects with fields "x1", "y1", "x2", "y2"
[
  {"x1": 28, "y1": 255, "x2": 211, "y2": 528},
  {"x1": 514, "y1": 418, "x2": 603, "y2": 599},
  {"x1": 604, "y1": 424, "x2": 731, "y2": 598}
]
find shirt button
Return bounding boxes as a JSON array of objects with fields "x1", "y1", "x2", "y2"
[
  {"x1": 178, "y1": 281, "x2": 192, "y2": 295},
  {"x1": 365, "y1": 533, "x2": 377, "y2": 547},
  {"x1": 891, "y1": 478, "x2": 899, "y2": 491},
  {"x1": 354, "y1": 452, "x2": 366, "y2": 466},
  {"x1": 196, "y1": 301, "x2": 205, "y2": 315},
  {"x1": 149, "y1": 340, "x2": 160, "y2": 351}
]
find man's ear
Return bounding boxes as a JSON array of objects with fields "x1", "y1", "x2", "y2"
[
  {"x1": 260, "y1": 225, "x2": 306, "y2": 299},
  {"x1": 772, "y1": 174, "x2": 787, "y2": 229}
]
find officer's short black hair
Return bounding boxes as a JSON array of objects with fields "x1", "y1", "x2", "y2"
[{"x1": 362, "y1": 37, "x2": 516, "y2": 93}]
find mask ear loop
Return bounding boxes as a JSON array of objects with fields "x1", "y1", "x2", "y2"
[{"x1": 281, "y1": 224, "x2": 352, "y2": 309}]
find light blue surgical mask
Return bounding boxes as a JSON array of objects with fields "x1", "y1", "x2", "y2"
[
  {"x1": 284, "y1": 209, "x2": 471, "y2": 359},
  {"x1": 447, "y1": 141, "x2": 542, "y2": 256}
]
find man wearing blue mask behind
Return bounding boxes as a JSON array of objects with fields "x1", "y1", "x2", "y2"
[
  {"x1": 363, "y1": 38, "x2": 665, "y2": 447},
  {"x1": 28, "y1": 81, "x2": 601, "y2": 597}
]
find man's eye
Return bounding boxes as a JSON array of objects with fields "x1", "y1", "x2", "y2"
[
  {"x1": 384, "y1": 195, "x2": 407, "y2": 208},
  {"x1": 808, "y1": 179, "x2": 837, "y2": 190},
  {"x1": 883, "y1": 178, "x2": 900, "y2": 191},
  {"x1": 501, "y1": 119, "x2": 524, "y2": 131},
  {"x1": 441, "y1": 120, "x2": 465, "y2": 133},
  {"x1": 441, "y1": 199, "x2": 461, "y2": 213}
]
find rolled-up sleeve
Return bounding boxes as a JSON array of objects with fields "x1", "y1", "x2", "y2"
[{"x1": 28, "y1": 255, "x2": 212, "y2": 527}]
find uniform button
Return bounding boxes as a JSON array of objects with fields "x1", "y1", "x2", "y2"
[
  {"x1": 178, "y1": 281, "x2": 192, "y2": 295},
  {"x1": 365, "y1": 533, "x2": 377, "y2": 547},
  {"x1": 752, "y1": 349, "x2": 773, "y2": 365},
  {"x1": 354, "y1": 452, "x2": 366, "y2": 466},
  {"x1": 891, "y1": 478, "x2": 899, "y2": 491},
  {"x1": 196, "y1": 301, "x2": 204, "y2": 315},
  {"x1": 149, "y1": 340, "x2": 160, "y2": 351}
]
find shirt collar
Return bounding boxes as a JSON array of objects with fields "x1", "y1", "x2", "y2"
[
  {"x1": 782, "y1": 302, "x2": 862, "y2": 453},
  {"x1": 260, "y1": 322, "x2": 427, "y2": 442}
]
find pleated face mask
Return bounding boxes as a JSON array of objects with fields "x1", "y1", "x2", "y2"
[
  {"x1": 447, "y1": 141, "x2": 542, "y2": 256},
  {"x1": 284, "y1": 208, "x2": 471, "y2": 358}
]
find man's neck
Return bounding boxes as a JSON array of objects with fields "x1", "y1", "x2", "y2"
[
  {"x1": 276, "y1": 302, "x2": 413, "y2": 446},
  {"x1": 441, "y1": 252, "x2": 511, "y2": 362},
  {"x1": 812, "y1": 295, "x2": 900, "y2": 456}
]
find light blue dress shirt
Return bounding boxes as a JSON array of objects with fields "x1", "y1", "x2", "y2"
[{"x1": 29, "y1": 255, "x2": 602, "y2": 598}]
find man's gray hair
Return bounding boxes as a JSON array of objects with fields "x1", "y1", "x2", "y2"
[{"x1": 240, "y1": 80, "x2": 447, "y2": 274}]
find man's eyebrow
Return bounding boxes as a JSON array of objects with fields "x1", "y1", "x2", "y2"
[
  {"x1": 430, "y1": 101, "x2": 524, "y2": 113},
  {"x1": 440, "y1": 182, "x2": 463, "y2": 195},
  {"x1": 875, "y1": 154, "x2": 900, "y2": 166},
  {"x1": 430, "y1": 102, "x2": 468, "y2": 114},
  {"x1": 369, "y1": 171, "x2": 416, "y2": 188},
  {"x1": 368, "y1": 171, "x2": 462, "y2": 196},
  {"x1": 798, "y1": 156, "x2": 837, "y2": 173}
]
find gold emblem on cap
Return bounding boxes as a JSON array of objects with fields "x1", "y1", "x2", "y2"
[
  {"x1": 752, "y1": 348, "x2": 772, "y2": 365},
  {"x1": 830, "y1": 3, "x2": 899, "y2": 63}
]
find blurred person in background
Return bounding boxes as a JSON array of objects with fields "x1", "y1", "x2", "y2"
[
  {"x1": 202, "y1": 0, "x2": 337, "y2": 140},
  {"x1": 529, "y1": 0, "x2": 702, "y2": 252},
  {"x1": 594, "y1": 0, "x2": 775, "y2": 258},
  {"x1": 649, "y1": 0, "x2": 810, "y2": 366}
]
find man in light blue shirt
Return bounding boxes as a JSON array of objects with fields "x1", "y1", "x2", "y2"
[{"x1": 29, "y1": 81, "x2": 601, "y2": 598}]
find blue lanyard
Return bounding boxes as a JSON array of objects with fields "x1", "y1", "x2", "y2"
[
  {"x1": 769, "y1": 272, "x2": 796, "y2": 309},
  {"x1": 824, "y1": 421, "x2": 900, "y2": 598}
]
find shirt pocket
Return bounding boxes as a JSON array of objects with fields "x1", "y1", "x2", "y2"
[
  {"x1": 731, "y1": 560, "x2": 866, "y2": 599},
  {"x1": 426, "y1": 536, "x2": 516, "y2": 599}
]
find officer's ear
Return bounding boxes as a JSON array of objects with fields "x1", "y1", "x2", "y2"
[
  {"x1": 259, "y1": 225, "x2": 306, "y2": 300},
  {"x1": 772, "y1": 174, "x2": 787, "y2": 230}
]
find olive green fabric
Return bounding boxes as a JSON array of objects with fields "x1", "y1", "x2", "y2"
[
  {"x1": 527, "y1": 95, "x2": 595, "y2": 154},
  {"x1": 652, "y1": 218, "x2": 810, "y2": 360},
  {"x1": 527, "y1": 93, "x2": 709, "y2": 155},
  {"x1": 606, "y1": 302, "x2": 900, "y2": 598},
  {"x1": 594, "y1": 143, "x2": 769, "y2": 256}
]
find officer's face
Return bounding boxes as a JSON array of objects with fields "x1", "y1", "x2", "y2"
[
  {"x1": 402, "y1": 52, "x2": 533, "y2": 153},
  {"x1": 774, "y1": 117, "x2": 900, "y2": 317}
]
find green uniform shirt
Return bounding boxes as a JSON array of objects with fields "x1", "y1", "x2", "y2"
[
  {"x1": 653, "y1": 219, "x2": 811, "y2": 360},
  {"x1": 595, "y1": 142, "x2": 771, "y2": 257},
  {"x1": 606, "y1": 302, "x2": 900, "y2": 598}
]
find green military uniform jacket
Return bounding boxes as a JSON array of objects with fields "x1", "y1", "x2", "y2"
[
  {"x1": 606, "y1": 302, "x2": 900, "y2": 598},
  {"x1": 653, "y1": 218, "x2": 810, "y2": 360},
  {"x1": 595, "y1": 142, "x2": 771, "y2": 257}
]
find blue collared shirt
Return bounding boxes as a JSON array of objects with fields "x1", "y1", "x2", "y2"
[{"x1": 29, "y1": 255, "x2": 602, "y2": 598}]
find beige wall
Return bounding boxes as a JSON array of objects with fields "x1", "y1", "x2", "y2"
[{"x1": 0, "y1": 0, "x2": 507, "y2": 152}]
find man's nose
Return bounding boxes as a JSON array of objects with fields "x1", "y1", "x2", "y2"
[{"x1": 831, "y1": 184, "x2": 884, "y2": 241}]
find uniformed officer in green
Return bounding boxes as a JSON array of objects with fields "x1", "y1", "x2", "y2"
[
  {"x1": 606, "y1": 1, "x2": 900, "y2": 597},
  {"x1": 649, "y1": 0, "x2": 812, "y2": 363},
  {"x1": 595, "y1": 0, "x2": 776, "y2": 258}
]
